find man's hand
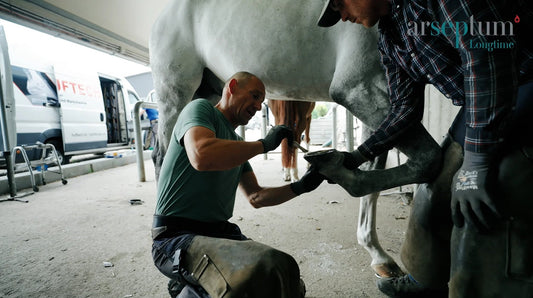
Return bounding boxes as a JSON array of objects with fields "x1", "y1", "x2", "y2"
[
  {"x1": 290, "y1": 166, "x2": 326, "y2": 195},
  {"x1": 259, "y1": 125, "x2": 293, "y2": 153},
  {"x1": 451, "y1": 151, "x2": 501, "y2": 231},
  {"x1": 342, "y1": 149, "x2": 369, "y2": 170}
]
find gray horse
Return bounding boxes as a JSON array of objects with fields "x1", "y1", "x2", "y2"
[{"x1": 149, "y1": 0, "x2": 442, "y2": 278}]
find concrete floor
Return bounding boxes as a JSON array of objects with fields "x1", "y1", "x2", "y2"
[{"x1": 0, "y1": 151, "x2": 410, "y2": 297}]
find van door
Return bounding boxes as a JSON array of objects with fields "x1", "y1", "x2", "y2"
[{"x1": 54, "y1": 65, "x2": 107, "y2": 153}]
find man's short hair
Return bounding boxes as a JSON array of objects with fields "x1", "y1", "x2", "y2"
[{"x1": 227, "y1": 71, "x2": 256, "y2": 86}]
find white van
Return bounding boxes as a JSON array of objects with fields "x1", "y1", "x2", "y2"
[{"x1": 0, "y1": 27, "x2": 143, "y2": 165}]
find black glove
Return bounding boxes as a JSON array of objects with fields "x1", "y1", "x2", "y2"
[
  {"x1": 290, "y1": 166, "x2": 326, "y2": 195},
  {"x1": 259, "y1": 125, "x2": 293, "y2": 153},
  {"x1": 451, "y1": 151, "x2": 501, "y2": 231},
  {"x1": 342, "y1": 149, "x2": 369, "y2": 170}
]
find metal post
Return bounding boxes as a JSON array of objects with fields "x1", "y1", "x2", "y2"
[
  {"x1": 261, "y1": 103, "x2": 268, "y2": 160},
  {"x1": 238, "y1": 125, "x2": 245, "y2": 139},
  {"x1": 397, "y1": 148, "x2": 404, "y2": 193},
  {"x1": 133, "y1": 101, "x2": 158, "y2": 182},
  {"x1": 345, "y1": 109, "x2": 354, "y2": 152},
  {"x1": 3, "y1": 150, "x2": 16, "y2": 197},
  {"x1": 332, "y1": 105, "x2": 337, "y2": 149}
]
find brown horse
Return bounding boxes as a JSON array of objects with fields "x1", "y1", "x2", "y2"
[{"x1": 268, "y1": 100, "x2": 315, "y2": 182}]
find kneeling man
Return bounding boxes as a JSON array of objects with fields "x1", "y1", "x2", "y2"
[{"x1": 152, "y1": 71, "x2": 324, "y2": 297}]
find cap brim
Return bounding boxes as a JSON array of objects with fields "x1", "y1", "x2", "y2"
[{"x1": 317, "y1": 0, "x2": 341, "y2": 27}]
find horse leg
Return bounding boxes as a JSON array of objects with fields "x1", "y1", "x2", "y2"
[
  {"x1": 281, "y1": 138, "x2": 292, "y2": 182},
  {"x1": 283, "y1": 168, "x2": 291, "y2": 182},
  {"x1": 291, "y1": 149, "x2": 299, "y2": 182},
  {"x1": 150, "y1": 6, "x2": 229, "y2": 180},
  {"x1": 358, "y1": 192, "x2": 404, "y2": 278},
  {"x1": 356, "y1": 150, "x2": 404, "y2": 278},
  {"x1": 305, "y1": 122, "x2": 442, "y2": 197},
  {"x1": 319, "y1": 55, "x2": 442, "y2": 196}
]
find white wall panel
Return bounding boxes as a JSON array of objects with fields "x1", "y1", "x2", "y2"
[{"x1": 422, "y1": 85, "x2": 461, "y2": 145}]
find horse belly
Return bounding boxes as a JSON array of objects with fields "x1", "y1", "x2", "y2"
[{"x1": 187, "y1": 0, "x2": 359, "y2": 101}]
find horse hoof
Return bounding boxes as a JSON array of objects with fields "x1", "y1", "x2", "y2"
[
  {"x1": 372, "y1": 263, "x2": 405, "y2": 278},
  {"x1": 303, "y1": 149, "x2": 338, "y2": 164}
]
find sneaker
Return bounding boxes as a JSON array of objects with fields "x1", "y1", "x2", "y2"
[{"x1": 377, "y1": 274, "x2": 447, "y2": 298}]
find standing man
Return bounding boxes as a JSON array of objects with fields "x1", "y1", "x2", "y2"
[
  {"x1": 152, "y1": 71, "x2": 324, "y2": 297},
  {"x1": 317, "y1": 0, "x2": 533, "y2": 297},
  {"x1": 142, "y1": 107, "x2": 159, "y2": 150}
]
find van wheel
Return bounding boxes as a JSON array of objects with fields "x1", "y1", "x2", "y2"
[{"x1": 45, "y1": 139, "x2": 70, "y2": 165}]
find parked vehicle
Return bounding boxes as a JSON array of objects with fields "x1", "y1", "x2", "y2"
[{"x1": 0, "y1": 26, "x2": 143, "y2": 166}]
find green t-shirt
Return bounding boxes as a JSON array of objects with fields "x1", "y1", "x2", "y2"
[{"x1": 155, "y1": 99, "x2": 252, "y2": 222}]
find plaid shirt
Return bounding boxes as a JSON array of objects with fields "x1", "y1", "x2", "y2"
[{"x1": 358, "y1": 0, "x2": 533, "y2": 159}]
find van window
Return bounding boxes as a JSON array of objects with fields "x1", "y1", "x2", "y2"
[
  {"x1": 128, "y1": 91, "x2": 139, "y2": 105},
  {"x1": 12, "y1": 65, "x2": 59, "y2": 106},
  {"x1": 146, "y1": 90, "x2": 159, "y2": 103}
]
